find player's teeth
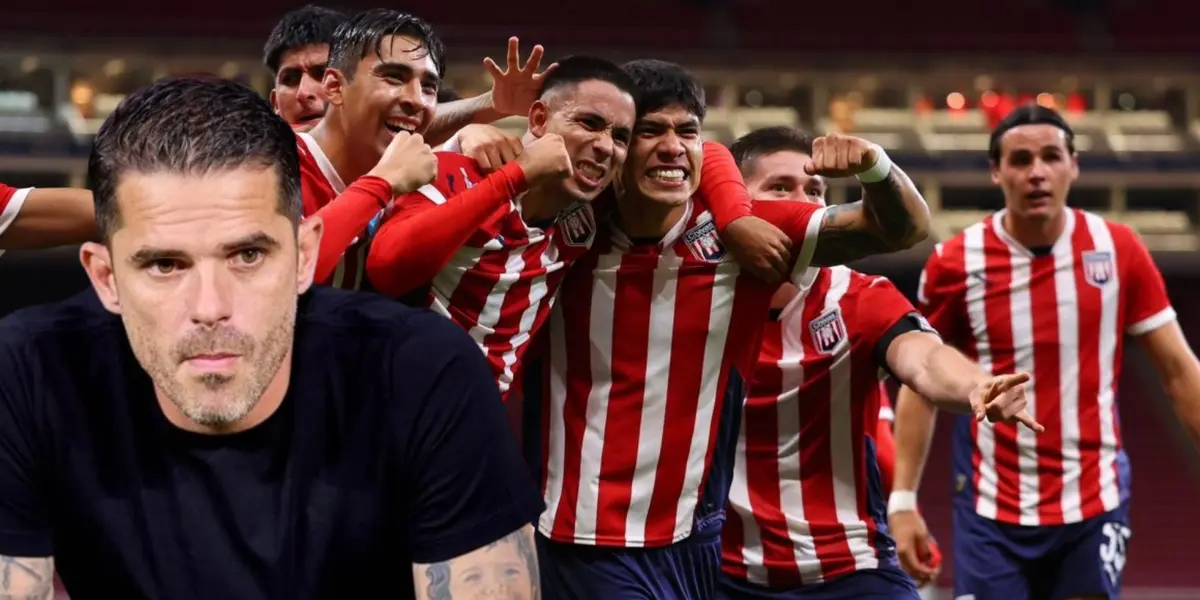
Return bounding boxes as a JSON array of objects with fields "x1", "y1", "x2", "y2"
[
  {"x1": 577, "y1": 163, "x2": 603, "y2": 178},
  {"x1": 649, "y1": 168, "x2": 685, "y2": 181}
]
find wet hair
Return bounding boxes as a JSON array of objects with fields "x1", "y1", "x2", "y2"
[
  {"x1": 327, "y1": 9, "x2": 445, "y2": 81},
  {"x1": 537, "y1": 55, "x2": 639, "y2": 103},
  {"x1": 262, "y1": 5, "x2": 347, "y2": 75},
  {"x1": 730, "y1": 126, "x2": 814, "y2": 175},
  {"x1": 88, "y1": 77, "x2": 301, "y2": 241},
  {"x1": 988, "y1": 103, "x2": 1076, "y2": 164},
  {"x1": 621, "y1": 59, "x2": 706, "y2": 121}
]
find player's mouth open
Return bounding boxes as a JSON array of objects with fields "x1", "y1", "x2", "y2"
[
  {"x1": 384, "y1": 118, "x2": 420, "y2": 135},
  {"x1": 645, "y1": 166, "x2": 689, "y2": 188},
  {"x1": 1025, "y1": 189, "x2": 1052, "y2": 203},
  {"x1": 574, "y1": 160, "x2": 606, "y2": 187},
  {"x1": 296, "y1": 113, "x2": 323, "y2": 124}
]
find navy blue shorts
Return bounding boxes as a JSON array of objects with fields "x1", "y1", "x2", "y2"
[
  {"x1": 952, "y1": 499, "x2": 1132, "y2": 600},
  {"x1": 717, "y1": 565, "x2": 919, "y2": 599},
  {"x1": 537, "y1": 513, "x2": 724, "y2": 600}
]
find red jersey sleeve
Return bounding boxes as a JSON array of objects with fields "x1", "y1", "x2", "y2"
[
  {"x1": 310, "y1": 176, "x2": 393, "y2": 285},
  {"x1": 366, "y1": 153, "x2": 527, "y2": 298},
  {"x1": 749, "y1": 201, "x2": 826, "y2": 286},
  {"x1": 695, "y1": 140, "x2": 753, "y2": 232},
  {"x1": 916, "y1": 243, "x2": 967, "y2": 344},
  {"x1": 1115, "y1": 225, "x2": 1176, "y2": 336},
  {"x1": 855, "y1": 274, "x2": 920, "y2": 343}
]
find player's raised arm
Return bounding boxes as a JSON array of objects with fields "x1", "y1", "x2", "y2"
[
  {"x1": 425, "y1": 37, "x2": 556, "y2": 147},
  {"x1": 0, "y1": 185, "x2": 97, "y2": 249},
  {"x1": 367, "y1": 134, "x2": 571, "y2": 297},
  {"x1": 805, "y1": 135, "x2": 931, "y2": 266}
]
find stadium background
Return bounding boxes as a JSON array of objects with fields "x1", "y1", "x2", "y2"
[{"x1": 2, "y1": 0, "x2": 1199, "y2": 597}]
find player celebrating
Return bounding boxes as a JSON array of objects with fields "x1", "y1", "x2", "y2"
[
  {"x1": 0, "y1": 183, "x2": 95, "y2": 253},
  {"x1": 364, "y1": 55, "x2": 790, "y2": 397},
  {"x1": 892, "y1": 104, "x2": 1200, "y2": 600},
  {"x1": 529, "y1": 61, "x2": 931, "y2": 599},
  {"x1": 0, "y1": 77, "x2": 542, "y2": 600},
  {"x1": 717, "y1": 126, "x2": 1038, "y2": 600}
]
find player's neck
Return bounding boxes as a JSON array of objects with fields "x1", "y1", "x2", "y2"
[
  {"x1": 309, "y1": 118, "x2": 374, "y2": 185},
  {"x1": 522, "y1": 184, "x2": 576, "y2": 223},
  {"x1": 155, "y1": 348, "x2": 293, "y2": 436},
  {"x1": 615, "y1": 193, "x2": 687, "y2": 240},
  {"x1": 1001, "y1": 208, "x2": 1067, "y2": 249}
]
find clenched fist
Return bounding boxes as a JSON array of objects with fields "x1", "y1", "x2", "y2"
[
  {"x1": 515, "y1": 133, "x2": 572, "y2": 184},
  {"x1": 455, "y1": 124, "x2": 525, "y2": 172},
  {"x1": 368, "y1": 131, "x2": 437, "y2": 195},
  {"x1": 803, "y1": 134, "x2": 880, "y2": 179}
]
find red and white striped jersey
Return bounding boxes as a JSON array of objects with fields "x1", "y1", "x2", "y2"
[
  {"x1": 0, "y1": 183, "x2": 32, "y2": 258},
  {"x1": 296, "y1": 132, "x2": 372, "y2": 290},
  {"x1": 722, "y1": 266, "x2": 917, "y2": 588},
  {"x1": 538, "y1": 198, "x2": 825, "y2": 548},
  {"x1": 920, "y1": 208, "x2": 1174, "y2": 526},
  {"x1": 393, "y1": 153, "x2": 603, "y2": 396}
]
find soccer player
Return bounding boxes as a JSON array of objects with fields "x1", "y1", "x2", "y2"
[
  {"x1": 264, "y1": 5, "x2": 548, "y2": 146},
  {"x1": 0, "y1": 183, "x2": 95, "y2": 253},
  {"x1": 0, "y1": 77, "x2": 542, "y2": 600},
  {"x1": 892, "y1": 104, "x2": 1200, "y2": 600},
  {"x1": 717, "y1": 126, "x2": 1037, "y2": 600},
  {"x1": 364, "y1": 55, "x2": 788, "y2": 397},
  {"x1": 301, "y1": 11, "x2": 561, "y2": 290},
  {"x1": 529, "y1": 61, "x2": 931, "y2": 599}
]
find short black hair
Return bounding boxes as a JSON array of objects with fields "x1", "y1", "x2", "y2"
[
  {"x1": 263, "y1": 5, "x2": 347, "y2": 75},
  {"x1": 731, "y1": 126, "x2": 814, "y2": 175},
  {"x1": 988, "y1": 103, "x2": 1076, "y2": 164},
  {"x1": 537, "y1": 55, "x2": 639, "y2": 103},
  {"x1": 88, "y1": 77, "x2": 302, "y2": 241},
  {"x1": 437, "y1": 86, "x2": 461, "y2": 104},
  {"x1": 621, "y1": 59, "x2": 706, "y2": 122},
  {"x1": 327, "y1": 9, "x2": 445, "y2": 82}
]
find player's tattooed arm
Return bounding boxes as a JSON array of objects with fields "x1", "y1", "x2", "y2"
[
  {"x1": 413, "y1": 524, "x2": 541, "y2": 600},
  {"x1": 0, "y1": 555, "x2": 54, "y2": 600},
  {"x1": 812, "y1": 166, "x2": 930, "y2": 266}
]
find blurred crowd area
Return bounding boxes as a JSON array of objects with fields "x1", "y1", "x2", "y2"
[{"x1": 3, "y1": 2, "x2": 1200, "y2": 597}]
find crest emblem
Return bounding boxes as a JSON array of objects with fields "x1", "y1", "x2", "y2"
[
  {"x1": 558, "y1": 202, "x2": 596, "y2": 247},
  {"x1": 683, "y1": 219, "x2": 726, "y2": 262},
  {"x1": 809, "y1": 308, "x2": 848, "y2": 355},
  {"x1": 1082, "y1": 250, "x2": 1114, "y2": 287}
]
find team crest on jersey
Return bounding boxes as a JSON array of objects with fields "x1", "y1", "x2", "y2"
[
  {"x1": 1082, "y1": 250, "x2": 1114, "y2": 288},
  {"x1": 809, "y1": 308, "x2": 848, "y2": 355},
  {"x1": 558, "y1": 202, "x2": 596, "y2": 247},
  {"x1": 683, "y1": 219, "x2": 726, "y2": 262}
]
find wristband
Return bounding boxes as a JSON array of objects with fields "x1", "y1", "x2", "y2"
[
  {"x1": 856, "y1": 144, "x2": 893, "y2": 184},
  {"x1": 887, "y1": 490, "x2": 918, "y2": 515}
]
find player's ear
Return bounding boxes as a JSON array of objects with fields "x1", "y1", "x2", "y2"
[
  {"x1": 269, "y1": 88, "x2": 279, "y2": 113},
  {"x1": 80, "y1": 241, "x2": 122, "y2": 315},
  {"x1": 295, "y1": 216, "x2": 323, "y2": 293},
  {"x1": 323, "y1": 68, "x2": 346, "y2": 107},
  {"x1": 528, "y1": 100, "x2": 549, "y2": 137},
  {"x1": 989, "y1": 159, "x2": 1001, "y2": 186},
  {"x1": 1069, "y1": 152, "x2": 1080, "y2": 182}
]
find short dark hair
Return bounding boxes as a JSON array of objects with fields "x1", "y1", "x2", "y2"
[
  {"x1": 437, "y1": 85, "x2": 461, "y2": 104},
  {"x1": 621, "y1": 59, "x2": 706, "y2": 122},
  {"x1": 731, "y1": 126, "x2": 814, "y2": 175},
  {"x1": 988, "y1": 103, "x2": 1076, "y2": 164},
  {"x1": 263, "y1": 5, "x2": 347, "y2": 75},
  {"x1": 537, "y1": 55, "x2": 639, "y2": 103},
  {"x1": 327, "y1": 9, "x2": 445, "y2": 82},
  {"x1": 88, "y1": 77, "x2": 302, "y2": 241}
]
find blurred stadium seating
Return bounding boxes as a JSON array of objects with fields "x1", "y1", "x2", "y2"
[{"x1": 2, "y1": 2, "x2": 1200, "y2": 597}]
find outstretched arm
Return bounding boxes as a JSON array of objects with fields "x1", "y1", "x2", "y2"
[{"x1": 0, "y1": 186, "x2": 96, "y2": 249}]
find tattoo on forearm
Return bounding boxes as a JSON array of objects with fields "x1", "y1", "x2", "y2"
[
  {"x1": 418, "y1": 527, "x2": 540, "y2": 600},
  {"x1": 812, "y1": 168, "x2": 928, "y2": 266},
  {"x1": 0, "y1": 556, "x2": 54, "y2": 600}
]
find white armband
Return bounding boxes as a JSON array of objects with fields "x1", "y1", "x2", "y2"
[
  {"x1": 856, "y1": 144, "x2": 893, "y2": 184},
  {"x1": 887, "y1": 490, "x2": 918, "y2": 515}
]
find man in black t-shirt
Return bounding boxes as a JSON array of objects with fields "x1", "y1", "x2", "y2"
[{"x1": 0, "y1": 77, "x2": 543, "y2": 600}]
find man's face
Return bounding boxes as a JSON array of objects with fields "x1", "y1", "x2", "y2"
[
  {"x1": 990, "y1": 123, "x2": 1078, "y2": 223},
  {"x1": 330, "y1": 34, "x2": 439, "y2": 160},
  {"x1": 744, "y1": 150, "x2": 827, "y2": 205},
  {"x1": 271, "y1": 43, "x2": 330, "y2": 130},
  {"x1": 530, "y1": 80, "x2": 635, "y2": 203},
  {"x1": 80, "y1": 166, "x2": 321, "y2": 431},
  {"x1": 446, "y1": 538, "x2": 535, "y2": 599},
  {"x1": 621, "y1": 104, "x2": 703, "y2": 208}
]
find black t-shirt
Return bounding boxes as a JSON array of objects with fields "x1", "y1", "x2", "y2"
[{"x1": 0, "y1": 286, "x2": 544, "y2": 599}]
